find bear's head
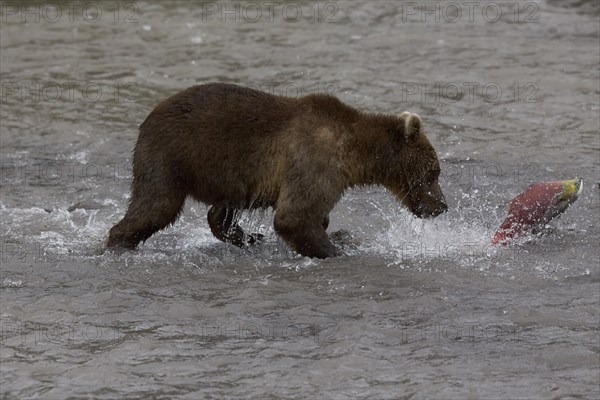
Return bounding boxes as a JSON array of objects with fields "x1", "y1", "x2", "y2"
[{"x1": 384, "y1": 111, "x2": 448, "y2": 219}]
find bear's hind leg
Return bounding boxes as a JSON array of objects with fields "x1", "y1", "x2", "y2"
[
  {"x1": 207, "y1": 205, "x2": 262, "y2": 248},
  {"x1": 107, "y1": 183, "x2": 186, "y2": 249}
]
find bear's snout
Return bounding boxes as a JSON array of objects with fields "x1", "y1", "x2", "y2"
[
  {"x1": 412, "y1": 190, "x2": 448, "y2": 219},
  {"x1": 418, "y1": 200, "x2": 448, "y2": 218},
  {"x1": 413, "y1": 202, "x2": 447, "y2": 219}
]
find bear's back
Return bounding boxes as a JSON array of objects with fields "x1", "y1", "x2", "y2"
[{"x1": 141, "y1": 83, "x2": 297, "y2": 140}]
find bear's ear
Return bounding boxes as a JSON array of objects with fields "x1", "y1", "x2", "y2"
[{"x1": 399, "y1": 111, "x2": 422, "y2": 141}]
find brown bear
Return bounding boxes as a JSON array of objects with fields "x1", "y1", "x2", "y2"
[{"x1": 106, "y1": 83, "x2": 447, "y2": 258}]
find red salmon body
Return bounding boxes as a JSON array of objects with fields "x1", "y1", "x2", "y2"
[{"x1": 492, "y1": 178, "x2": 582, "y2": 245}]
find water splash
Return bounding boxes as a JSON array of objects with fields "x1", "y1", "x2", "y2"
[{"x1": 357, "y1": 187, "x2": 506, "y2": 268}]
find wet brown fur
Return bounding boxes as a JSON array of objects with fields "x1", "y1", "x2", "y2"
[{"x1": 107, "y1": 83, "x2": 447, "y2": 258}]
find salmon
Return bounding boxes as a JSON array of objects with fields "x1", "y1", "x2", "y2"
[{"x1": 492, "y1": 178, "x2": 583, "y2": 245}]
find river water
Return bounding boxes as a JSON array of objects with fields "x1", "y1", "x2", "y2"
[{"x1": 1, "y1": 1, "x2": 599, "y2": 399}]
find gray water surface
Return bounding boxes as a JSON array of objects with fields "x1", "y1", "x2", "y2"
[{"x1": 1, "y1": 1, "x2": 599, "y2": 399}]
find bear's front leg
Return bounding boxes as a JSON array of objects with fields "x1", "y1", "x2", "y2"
[{"x1": 274, "y1": 212, "x2": 338, "y2": 259}]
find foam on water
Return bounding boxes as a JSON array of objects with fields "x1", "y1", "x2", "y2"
[
  {"x1": 1, "y1": 181, "x2": 592, "y2": 279},
  {"x1": 354, "y1": 187, "x2": 499, "y2": 268}
]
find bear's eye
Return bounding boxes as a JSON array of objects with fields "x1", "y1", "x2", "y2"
[{"x1": 425, "y1": 169, "x2": 440, "y2": 185}]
